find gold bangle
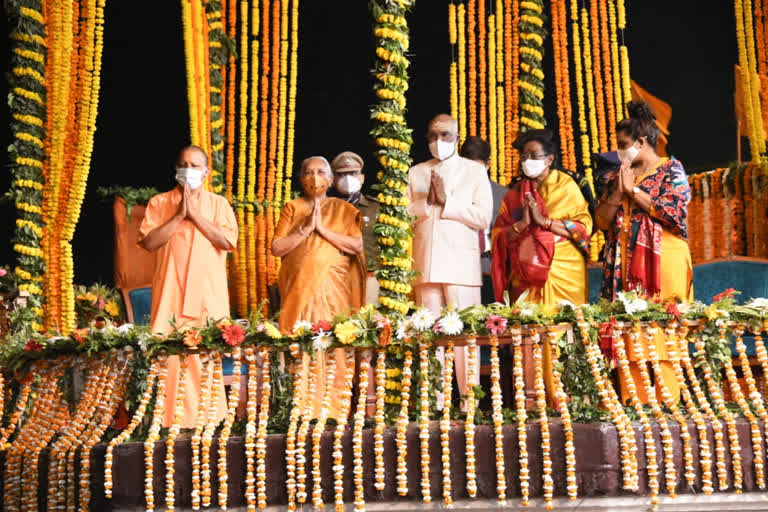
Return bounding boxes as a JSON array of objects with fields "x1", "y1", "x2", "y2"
[{"x1": 512, "y1": 222, "x2": 521, "y2": 234}]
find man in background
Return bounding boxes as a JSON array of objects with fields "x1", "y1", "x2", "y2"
[
  {"x1": 459, "y1": 136, "x2": 508, "y2": 304},
  {"x1": 330, "y1": 151, "x2": 381, "y2": 305}
]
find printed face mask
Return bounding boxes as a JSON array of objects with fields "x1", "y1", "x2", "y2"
[{"x1": 302, "y1": 175, "x2": 329, "y2": 197}]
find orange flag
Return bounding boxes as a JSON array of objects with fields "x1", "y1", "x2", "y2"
[{"x1": 631, "y1": 81, "x2": 672, "y2": 157}]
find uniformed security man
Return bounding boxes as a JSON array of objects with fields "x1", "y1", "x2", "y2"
[{"x1": 330, "y1": 151, "x2": 381, "y2": 305}]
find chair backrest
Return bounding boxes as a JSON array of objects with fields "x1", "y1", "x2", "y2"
[
  {"x1": 120, "y1": 286, "x2": 152, "y2": 326},
  {"x1": 693, "y1": 258, "x2": 768, "y2": 304}
]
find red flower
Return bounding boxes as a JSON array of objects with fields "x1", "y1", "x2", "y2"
[
  {"x1": 378, "y1": 322, "x2": 392, "y2": 347},
  {"x1": 97, "y1": 297, "x2": 105, "y2": 310},
  {"x1": 72, "y1": 328, "x2": 90, "y2": 343},
  {"x1": 25, "y1": 339, "x2": 43, "y2": 352},
  {"x1": 312, "y1": 320, "x2": 332, "y2": 334},
  {"x1": 713, "y1": 288, "x2": 738, "y2": 302},
  {"x1": 220, "y1": 323, "x2": 246, "y2": 346},
  {"x1": 666, "y1": 302, "x2": 681, "y2": 318}
]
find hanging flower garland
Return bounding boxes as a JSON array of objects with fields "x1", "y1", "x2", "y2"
[
  {"x1": 489, "y1": 334, "x2": 506, "y2": 503},
  {"x1": 285, "y1": 344, "x2": 305, "y2": 511},
  {"x1": 457, "y1": 2, "x2": 468, "y2": 141},
  {"x1": 440, "y1": 343, "x2": 454, "y2": 506},
  {"x1": 244, "y1": 347, "x2": 259, "y2": 509},
  {"x1": 465, "y1": 335, "x2": 478, "y2": 497},
  {"x1": 518, "y1": 0, "x2": 547, "y2": 131},
  {"x1": 693, "y1": 327, "x2": 744, "y2": 492},
  {"x1": 202, "y1": 353, "x2": 223, "y2": 507},
  {"x1": 511, "y1": 325, "x2": 529, "y2": 506},
  {"x1": 371, "y1": 0, "x2": 415, "y2": 316},
  {"x1": 256, "y1": 347, "x2": 273, "y2": 508},
  {"x1": 418, "y1": 342, "x2": 432, "y2": 503},
  {"x1": 218, "y1": 348, "x2": 243, "y2": 509},
  {"x1": 663, "y1": 322, "x2": 713, "y2": 494},
  {"x1": 295, "y1": 356, "x2": 317, "y2": 505},
  {"x1": 333, "y1": 349, "x2": 356, "y2": 512},
  {"x1": 143, "y1": 354, "x2": 169, "y2": 511},
  {"x1": 505, "y1": 0, "x2": 520, "y2": 180},
  {"x1": 374, "y1": 348, "x2": 387, "y2": 491},
  {"x1": 312, "y1": 351, "x2": 337, "y2": 509},
  {"x1": 677, "y1": 324, "x2": 728, "y2": 490},
  {"x1": 190, "y1": 351, "x2": 212, "y2": 510},
  {"x1": 396, "y1": 348, "x2": 413, "y2": 496},
  {"x1": 105, "y1": 356, "x2": 163, "y2": 499},
  {"x1": 352, "y1": 350, "x2": 371, "y2": 511},
  {"x1": 165, "y1": 355, "x2": 190, "y2": 510},
  {"x1": 6, "y1": 0, "x2": 47, "y2": 329},
  {"x1": 721, "y1": 325, "x2": 765, "y2": 489},
  {"x1": 532, "y1": 331, "x2": 553, "y2": 510},
  {"x1": 612, "y1": 325, "x2": 659, "y2": 507},
  {"x1": 547, "y1": 330, "x2": 578, "y2": 499}
]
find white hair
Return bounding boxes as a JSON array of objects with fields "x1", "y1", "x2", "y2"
[{"x1": 300, "y1": 156, "x2": 333, "y2": 177}]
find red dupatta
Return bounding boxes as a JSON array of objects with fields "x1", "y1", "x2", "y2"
[{"x1": 490, "y1": 179, "x2": 555, "y2": 302}]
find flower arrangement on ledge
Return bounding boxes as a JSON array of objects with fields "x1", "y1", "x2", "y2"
[
  {"x1": 4, "y1": 288, "x2": 768, "y2": 374},
  {"x1": 1, "y1": 287, "x2": 768, "y2": 510}
]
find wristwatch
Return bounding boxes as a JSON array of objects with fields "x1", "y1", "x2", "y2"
[{"x1": 632, "y1": 186, "x2": 640, "y2": 197}]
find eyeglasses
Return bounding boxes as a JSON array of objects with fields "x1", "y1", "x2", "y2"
[{"x1": 520, "y1": 153, "x2": 549, "y2": 160}]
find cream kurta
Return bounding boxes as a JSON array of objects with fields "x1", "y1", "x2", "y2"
[
  {"x1": 408, "y1": 152, "x2": 493, "y2": 287},
  {"x1": 139, "y1": 186, "x2": 238, "y2": 428}
]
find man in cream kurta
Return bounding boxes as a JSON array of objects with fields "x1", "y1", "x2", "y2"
[
  {"x1": 140, "y1": 145, "x2": 238, "y2": 428},
  {"x1": 408, "y1": 114, "x2": 493, "y2": 402}
]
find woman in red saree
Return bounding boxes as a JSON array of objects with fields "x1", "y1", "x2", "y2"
[
  {"x1": 594, "y1": 101, "x2": 693, "y2": 404},
  {"x1": 491, "y1": 130, "x2": 592, "y2": 401}
]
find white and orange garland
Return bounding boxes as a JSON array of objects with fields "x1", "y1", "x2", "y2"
[
  {"x1": 532, "y1": 330, "x2": 553, "y2": 510},
  {"x1": 511, "y1": 325, "x2": 529, "y2": 506},
  {"x1": 418, "y1": 342, "x2": 432, "y2": 503},
  {"x1": 218, "y1": 348, "x2": 243, "y2": 509},
  {"x1": 440, "y1": 342, "x2": 455, "y2": 506},
  {"x1": 395, "y1": 348, "x2": 413, "y2": 496},
  {"x1": 464, "y1": 336, "x2": 478, "y2": 497},
  {"x1": 488, "y1": 334, "x2": 506, "y2": 504},
  {"x1": 352, "y1": 350, "x2": 372, "y2": 511}
]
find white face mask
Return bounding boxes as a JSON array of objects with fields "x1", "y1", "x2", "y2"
[
  {"x1": 176, "y1": 167, "x2": 206, "y2": 190},
  {"x1": 335, "y1": 174, "x2": 362, "y2": 196},
  {"x1": 428, "y1": 139, "x2": 456, "y2": 161},
  {"x1": 617, "y1": 142, "x2": 640, "y2": 164},
  {"x1": 521, "y1": 158, "x2": 548, "y2": 179}
]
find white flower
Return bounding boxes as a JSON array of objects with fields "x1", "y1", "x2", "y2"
[
  {"x1": 49, "y1": 336, "x2": 69, "y2": 344},
  {"x1": 116, "y1": 323, "x2": 134, "y2": 334},
  {"x1": 558, "y1": 300, "x2": 576, "y2": 310},
  {"x1": 437, "y1": 311, "x2": 463, "y2": 336},
  {"x1": 629, "y1": 298, "x2": 648, "y2": 314},
  {"x1": 292, "y1": 320, "x2": 313, "y2": 335},
  {"x1": 312, "y1": 330, "x2": 333, "y2": 352},
  {"x1": 410, "y1": 307, "x2": 436, "y2": 331},
  {"x1": 748, "y1": 298, "x2": 768, "y2": 310},
  {"x1": 395, "y1": 319, "x2": 409, "y2": 340},
  {"x1": 677, "y1": 302, "x2": 691, "y2": 314},
  {"x1": 520, "y1": 308, "x2": 535, "y2": 319},
  {"x1": 102, "y1": 325, "x2": 118, "y2": 337},
  {"x1": 138, "y1": 332, "x2": 151, "y2": 352}
]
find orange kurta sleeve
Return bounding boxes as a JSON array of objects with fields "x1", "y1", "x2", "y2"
[
  {"x1": 138, "y1": 195, "x2": 169, "y2": 243},
  {"x1": 215, "y1": 196, "x2": 239, "y2": 250}
]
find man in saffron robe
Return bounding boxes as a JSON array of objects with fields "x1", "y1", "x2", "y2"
[
  {"x1": 273, "y1": 156, "x2": 366, "y2": 418},
  {"x1": 139, "y1": 145, "x2": 238, "y2": 428},
  {"x1": 408, "y1": 114, "x2": 493, "y2": 403}
]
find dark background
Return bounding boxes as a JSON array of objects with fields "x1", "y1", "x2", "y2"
[{"x1": 0, "y1": 0, "x2": 738, "y2": 286}]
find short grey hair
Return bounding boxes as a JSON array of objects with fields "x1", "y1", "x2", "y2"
[{"x1": 299, "y1": 156, "x2": 333, "y2": 177}]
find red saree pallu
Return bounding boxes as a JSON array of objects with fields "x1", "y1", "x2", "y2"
[{"x1": 490, "y1": 179, "x2": 555, "y2": 302}]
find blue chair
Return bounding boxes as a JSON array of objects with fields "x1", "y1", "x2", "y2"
[
  {"x1": 693, "y1": 258, "x2": 768, "y2": 359},
  {"x1": 120, "y1": 286, "x2": 152, "y2": 325}
]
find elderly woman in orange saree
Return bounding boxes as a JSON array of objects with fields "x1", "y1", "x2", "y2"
[
  {"x1": 595, "y1": 101, "x2": 693, "y2": 405},
  {"x1": 491, "y1": 130, "x2": 593, "y2": 403},
  {"x1": 272, "y1": 156, "x2": 366, "y2": 419}
]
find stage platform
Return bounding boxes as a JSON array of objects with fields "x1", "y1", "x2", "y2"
[{"x1": 10, "y1": 419, "x2": 764, "y2": 510}]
